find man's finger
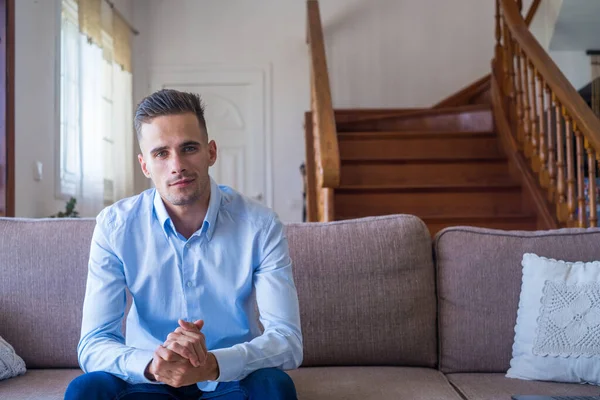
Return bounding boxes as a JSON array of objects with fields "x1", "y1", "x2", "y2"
[
  {"x1": 175, "y1": 329, "x2": 205, "y2": 342},
  {"x1": 169, "y1": 330, "x2": 207, "y2": 365},
  {"x1": 164, "y1": 341, "x2": 199, "y2": 367},
  {"x1": 178, "y1": 319, "x2": 203, "y2": 332},
  {"x1": 156, "y1": 345, "x2": 185, "y2": 363},
  {"x1": 193, "y1": 319, "x2": 204, "y2": 330}
]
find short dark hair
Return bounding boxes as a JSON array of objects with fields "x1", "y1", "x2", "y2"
[{"x1": 134, "y1": 89, "x2": 207, "y2": 140}]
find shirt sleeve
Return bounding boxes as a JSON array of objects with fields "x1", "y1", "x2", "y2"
[
  {"x1": 211, "y1": 214, "x2": 303, "y2": 382},
  {"x1": 77, "y1": 210, "x2": 157, "y2": 384}
]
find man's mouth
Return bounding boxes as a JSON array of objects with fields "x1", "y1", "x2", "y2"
[{"x1": 170, "y1": 178, "x2": 195, "y2": 187}]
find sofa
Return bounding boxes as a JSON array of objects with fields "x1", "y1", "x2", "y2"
[{"x1": 2, "y1": 214, "x2": 600, "y2": 399}]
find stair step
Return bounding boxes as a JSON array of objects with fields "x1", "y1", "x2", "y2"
[
  {"x1": 422, "y1": 215, "x2": 537, "y2": 235},
  {"x1": 337, "y1": 183, "x2": 520, "y2": 193},
  {"x1": 334, "y1": 188, "x2": 525, "y2": 220},
  {"x1": 336, "y1": 104, "x2": 493, "y2": 133},
  {"x1": 334, "y1": 108, "x2": 425, "y2": 124},
  {"x1": 340, "y1": 158, "x2": 515, "y2": 186},
  {"x1": 338, "y1": 130, "x2": 501, "y2": 160}
]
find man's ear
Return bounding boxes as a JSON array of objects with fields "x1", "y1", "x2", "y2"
[
  {"x1": 208, "y1": 140, "x2": 217, "y2": 167},
  {"x1": 138, "y1": 154, "x2": 151, "y2": 178}
]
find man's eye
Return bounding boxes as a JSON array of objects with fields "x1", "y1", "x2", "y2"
[
  {"x1": 155, "y1": 151, "x2": 167, "y2": 158},
  {"x1": 183, "y1": 146, "x2": 197, "y2": 152}
]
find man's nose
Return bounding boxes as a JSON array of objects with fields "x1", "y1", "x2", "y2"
[{"x1": 170, "y1": 154, "x2": 186, "y2": 174}]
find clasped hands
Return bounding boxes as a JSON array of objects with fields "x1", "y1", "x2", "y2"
[{"x1": 144, "y1": 319, "x2": 219, "y2": 388}]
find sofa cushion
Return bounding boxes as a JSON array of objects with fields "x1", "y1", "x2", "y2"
[
  {"x1": 0, "y1": 369, "x2": 82, "y2": 400},
  {"x1": 288, "y1": 367, "x2": 463, "y2": 399},
  {"x1": 0, "y1": 336, "x2": 26, "y2": 380},
  {"x1": 286, "y1": 215, "x2": 437, "y2": 367},
  {"x1": 507, "y1": 253, "x2": 600, "y2": 384},
  {"x1": 434, "y1": 226, "x2": 600, "y2": 373},
  {"x1": 0, "y1": 218, "x2": 96, "y2": 368},
  {"x1": 447, "y1": 373, "x2": 600, "y2": 400}
]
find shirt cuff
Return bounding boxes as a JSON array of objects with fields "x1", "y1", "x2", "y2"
[
  {"x1": 125, "y1": 348, "x2": 158, "y2": 384},
  {"x1": 210, "y1": 347, "x2": 245, "y2": 382}
]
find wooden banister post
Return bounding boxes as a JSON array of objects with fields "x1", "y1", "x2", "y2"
[
  {"x1": 530, "y1": 63, "x2": 540, "y2": 170},
  {"x1": 564, "y1": 112, "x2": 576, "y2": 224},
  {"x1": 555, "y1": 99, "x2": 567, "y2": 221},
  {"x1": 537, "y1": 73, "x2": 547, "y2": 179},
  {"x1": 495, "y1": 0, "x2": 502, "y2": 63},
  {"x1": 515, "y1": 43, "x2": 524, "y2": 148},
  {"x1": 575, "y1": 129, "x2": 586, "y2": 227},
  {"x1": 547, "y1": 87, "x2": 556, "y2": 201},
  {"x1": 522, "y1": 53, "x2": 532, "y2": 157}
]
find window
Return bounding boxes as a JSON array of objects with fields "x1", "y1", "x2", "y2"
[{"x1": 59, "y1": 0, "x2": 134, "y2": 216}]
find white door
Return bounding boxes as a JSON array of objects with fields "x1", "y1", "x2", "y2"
[{"x1": 150, "y1": 67, "x2": 271, "y2": 206}]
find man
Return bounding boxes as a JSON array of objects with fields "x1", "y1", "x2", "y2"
[{"x1": 65, "y1": 89, "x2": 303, "y2": 399}]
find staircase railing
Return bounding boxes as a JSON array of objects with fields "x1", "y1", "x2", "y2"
[
  {"x1": 305, "y1": 0, "x2": 340, "y2": 222},
  {"x1": 493, "y1": 0, "x2": 600, "y2": 228}
]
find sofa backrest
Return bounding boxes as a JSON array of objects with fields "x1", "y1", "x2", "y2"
[
  {"x1": 0, "y1": 218, "x2": 96, "y2": 368},
  {"x1": 0, "y1": 214, "x2": 439, "y2": 370},
  {"x1": 286, "y1": 215, "x2": 438, "y2": 368},
  {"x1": 434, "y1": 226, "x2": 600, "y2": 373}
]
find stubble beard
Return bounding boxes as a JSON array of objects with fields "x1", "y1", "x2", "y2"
[{"x1": 164, "y1": 177, "x2": 209, "y2": 206}]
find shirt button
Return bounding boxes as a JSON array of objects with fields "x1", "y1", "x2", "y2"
[
  {"x1": 187, "y1": 281, "x2": 193, "y2": 287},
  {"x1": 185, "y1": 243, "x2": 190, "y2": 249}
]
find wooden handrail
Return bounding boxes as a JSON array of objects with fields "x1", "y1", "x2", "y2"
[
  {"x1": 306, "y1": 0, "x2": 340, "y2": 221},
  {"x1": 495, "y1": 0, "x2": 600, "y2": 228},
  {"x1": 501, "y1": 0, "x2": 600, "y2": 153}
]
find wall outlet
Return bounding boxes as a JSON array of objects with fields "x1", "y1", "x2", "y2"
[{"x1": 34, "y1": 161, "x2": 43, "y2": 181}]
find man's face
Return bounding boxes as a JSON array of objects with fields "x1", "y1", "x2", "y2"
[{"x1": 138, "y1": 113, "x2": 217, "y2": 207}]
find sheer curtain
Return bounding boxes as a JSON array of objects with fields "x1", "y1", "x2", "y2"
[{"x1": 60, "y1": 0, "x2": 134, "y2": 217}]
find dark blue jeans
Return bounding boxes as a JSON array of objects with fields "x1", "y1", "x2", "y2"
[{"x1": 64, "y1": 368, "x2": 297, "y2": 400}]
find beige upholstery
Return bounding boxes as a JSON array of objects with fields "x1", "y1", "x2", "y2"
[
  {"x1": 447, "y1": 373, "x2": 600, "y2": 400},
  {"x1": 435, "y1": 226, "x2": 600, "y2": 373}
]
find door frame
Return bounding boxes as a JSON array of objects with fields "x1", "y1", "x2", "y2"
[
  {"x1": 149, "y1": 64, "x2": 273, "y2": 209},
  {"x1": 0, "y1": 0, "x2": 14, "y2": 216}
]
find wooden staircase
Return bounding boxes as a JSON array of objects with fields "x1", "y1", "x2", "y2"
[
  {"x1": 305, "y1": 0, "x2": 600, "y2": 233},
  {"x1": 331, "y1": 104, "x2": 537, "y2": 235}
]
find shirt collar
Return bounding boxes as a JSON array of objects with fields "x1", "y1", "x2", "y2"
[
  {"x1": 203, "y1": 177, "x2": 221, "y2": 241},
  {"x1": 153, "y1": 176, "x2": 222, "y2": 241}
]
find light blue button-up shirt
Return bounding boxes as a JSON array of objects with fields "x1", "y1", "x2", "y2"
[{"x1": 77, "y1": 178, "x2": 303, "y2": 391}]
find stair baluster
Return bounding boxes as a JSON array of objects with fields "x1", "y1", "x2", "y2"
[
  {"x1": 575, "y1": 129, "x2": 586, "y2": 227},
  {"x1": 537, "y1": 73, "x2": 547, "y2": 180},
  {"x1": 514, "y1": 43, "x2": 524, "y2": 148},
  {"x1": 530, "y1": 63, "x2": 540, "y2": 171},
  {"x1": 501, "y1": 17, "x2": 511, "y2": 108},
  {"x1": 522, "y1": 53, "x2": 532, "y2": 157},
  {"x1": 547, "y1": 90, "x2": 557, "y2": 203},
  {"x1": 506, "y1": 30, "x2": 518, "y2": 127},
  {"x1": 589, "y1": 142, "x2": 598, "y2": 227},
  {"x1": 563, "y1": 112, "x2": 576, "y2": 224},
  {"x1": 555, "y1": 99, "x2": 567, "y2": 221}
]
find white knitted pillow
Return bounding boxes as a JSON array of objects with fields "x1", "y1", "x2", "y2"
[
  {"x1": 0, "y1": 336, "x2": 26, "y2": 380},
  {"x1": 507, "y1": 253, "x2": 600, "y2": 384}
]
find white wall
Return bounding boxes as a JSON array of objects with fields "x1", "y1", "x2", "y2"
[
  {"x1": 526, "y1": 0, "x2": 563, "y2": 50},
  {"x1": 14, "y1": 0, "x2": 64, "y2": 217},
  {"x1": 14, "y1": 0, "x2": 136, "y2": 217},
  {"x1": 527, "y1": 0, "x2": 591, "y2": 91},
  {"x1": 549, "y1": 51, "x2": 591, "y2": 91},
  {"x1": 132, "y1": 0, "x2": 496, "y2": 222},
  {"x1": 320, "y1": 0, "x2": 495, "y2": 108}
]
